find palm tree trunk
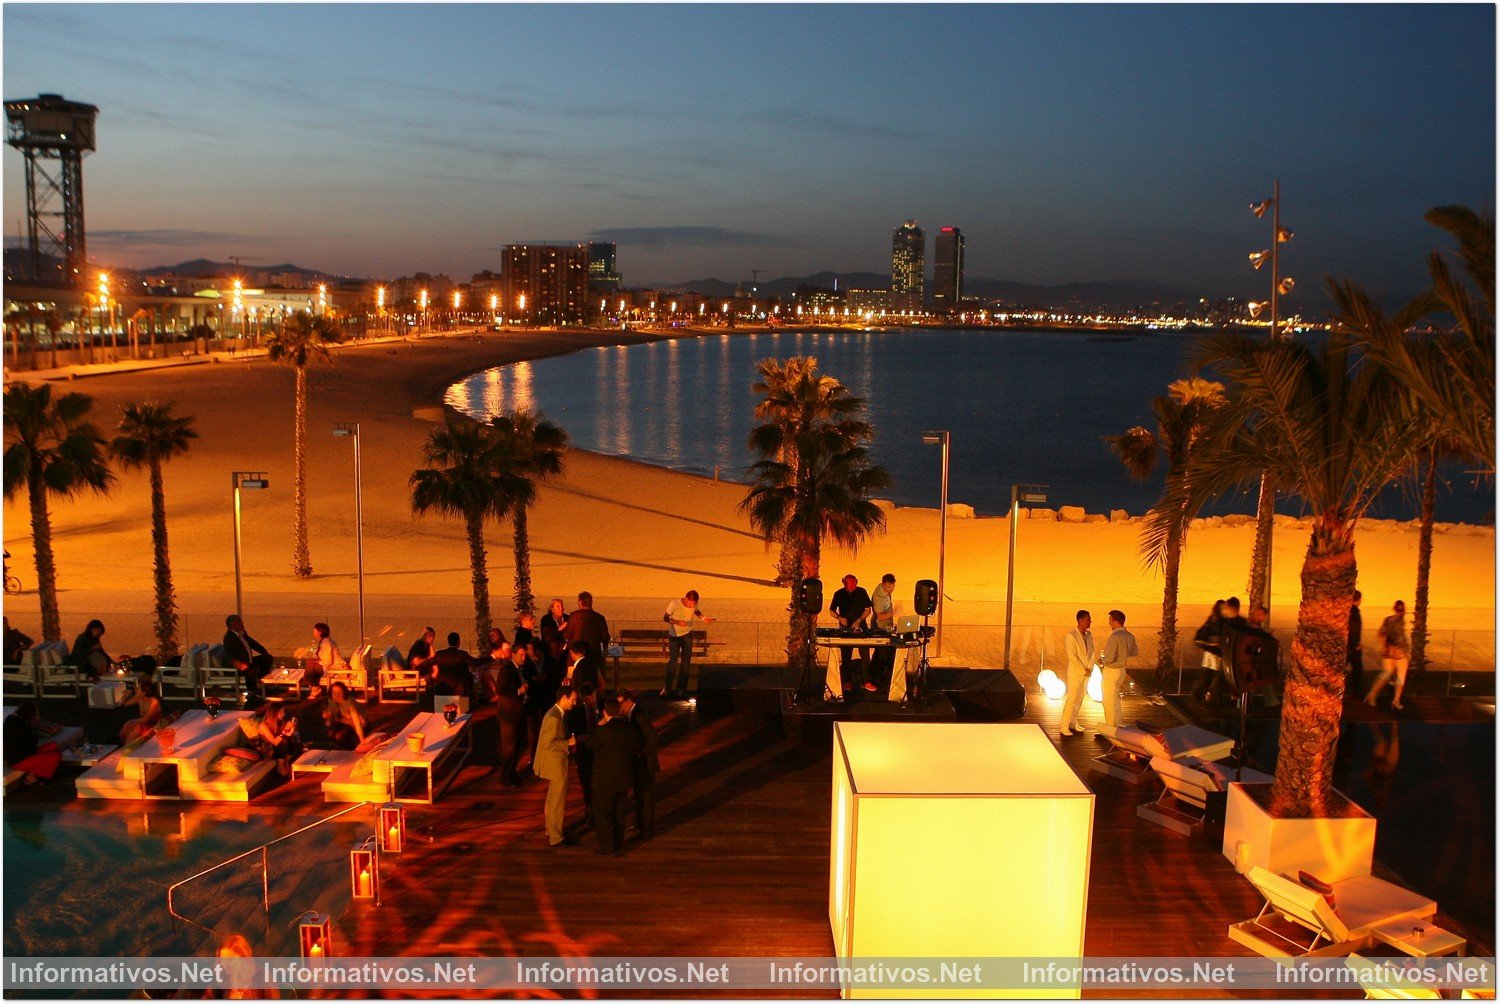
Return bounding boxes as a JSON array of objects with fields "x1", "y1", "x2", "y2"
[
  {"x1": 1270, "y1": 524, "x2": 1356, "y2": 818},
  {"x1": 28, "y1": 468, "x2": 62, "y2": 642},
  {"x1": 1410, "y1": 450, "x2": 1437, "y2": 671},
  {"x1": 786, "y1": 533, "x2": 821, "y2": 674},
  {"x1": 1246, "y1": 473, "x2": 1275, "y2": 609},
  {"x1": 512, "y1": 503, "x2": 534, "y2": 617},
  {"x1": 292, "y1": 364, "x2": 313, "y2": 577},
  {"x1": 149, "y1": 459, "x2": 180, "y2": 661},
  {"x1": 466, "y1": 511, "x2": 492, "y2": 644},
  {"x1": 1157, "y1": 520, "x2": 1183, "y2": 677}
]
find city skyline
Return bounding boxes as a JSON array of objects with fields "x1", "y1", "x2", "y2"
[{"x1": 2, "y1": 4, "x2": 1493, "y2": 298}]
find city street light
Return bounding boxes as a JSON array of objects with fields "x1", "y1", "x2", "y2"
[
  {"x1": 418, "y1": 289, "x2": 429, "y2": 332},
  {"x1": 332, "y1": 423, "x2": 365, "y2": 644},
  {"x1": 231, "y1": 472, "x2": 270, "y2": 620},
  {"x1": 921, "y1": 431, "x2": 950, "y2": 657},
  {"x1": 1003, "y1": 483, "x2": 1048, "y2": 673}
]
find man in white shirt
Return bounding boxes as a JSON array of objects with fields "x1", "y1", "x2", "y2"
[
  {"x1": 662, "y1": 589, "x2": 716, "y2": 698},
  {"x1": 1060, "y1": 610, "x2": 1095, "y2": 738},
  {"x1": 1100, "y1": 609, "x2": 1139, "y2": 735}
]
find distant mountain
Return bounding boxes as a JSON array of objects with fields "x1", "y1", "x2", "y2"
[
  {"x1": 137, "y1": 258, "x2": 332, "y2": 278},
  {"x1": 670, "y1": 271, "x2": 1209, "y2": 311}
]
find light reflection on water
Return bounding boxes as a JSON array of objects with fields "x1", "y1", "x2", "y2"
[
  {"x1": 4, "y1": 807, "x2": 365, "y2": 959},
  {"x1": 445, "y1": 328, "x2": 1492, "y2": 521}
]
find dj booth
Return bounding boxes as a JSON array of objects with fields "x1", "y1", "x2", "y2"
[{"x1": 815, "y1": 626, "x2": 932, "y2": 703}]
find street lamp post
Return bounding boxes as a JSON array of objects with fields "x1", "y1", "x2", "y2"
[
  {"x1": 921, "y1": 431, "x2": 950, "y2": 657},
  {"x1": 231, "y1": 472, "x2": 270, "y2": 620},
  {"x1": 418, "y1": 289, "x2": 429, "y2": 333},
  {"x1": 332, "y1": 423, "x2": 365, "y2": 644},
  {"x1": 1003, "y1": 483, "x2": 1048, "y2": 673}
]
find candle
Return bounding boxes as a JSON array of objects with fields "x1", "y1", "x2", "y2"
[
  {"x1": 387, "y1": 826, "x2": 399, "y2": 849},
  {"x1": 358, "y1": 867, "x2": 371, "y2": 897},
  {"x1": 309, "y1": 941, "x2": 323, "y2": 958}
]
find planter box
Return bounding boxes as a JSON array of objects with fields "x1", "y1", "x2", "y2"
[{"x1": 1222, "y1": 782, "x2": 1376, "y2": 883}]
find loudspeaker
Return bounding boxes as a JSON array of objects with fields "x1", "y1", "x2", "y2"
[
  {"x1": 797, "y1": 577, "x2": 823, "y2": 615},
  {"x1": 914, "y1": 579, "x2": 938, "y2": 617}
]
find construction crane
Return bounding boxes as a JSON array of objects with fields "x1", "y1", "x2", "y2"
[
  {"x1": 227, "y1": 255, "x2": 261, "y2": 268},
  {"x1": 750, "y1": 269, "x2": 765, "y2": 294}
]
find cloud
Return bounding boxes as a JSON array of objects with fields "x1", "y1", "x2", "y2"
[
  {"x1": 587, "y1": 227, "x2": 786, "y2": 249},
  {"x1": 90, "y1": 229, "x2": 259, "y2": 247}
]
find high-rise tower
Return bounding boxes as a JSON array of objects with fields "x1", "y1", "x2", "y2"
[
  {"x1": 891, "y1": 220, "x2": 925, "y2": 310},
  {"x1": 933, "y1": 226, "x2": 964, "y2": 313},
  {"x1": 5, "y1": 94, "x2": 98, "y2": 285}
]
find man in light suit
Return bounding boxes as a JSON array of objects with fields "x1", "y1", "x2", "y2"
[
  {"x1": 1060, "y1": 610, "x2": 1096, "y2": 738},
  {"x1": 534, "y1": 684, "x2": 578, "y2": 848},
  {"x1": 1099, "y1": 610, "x2": 1139, "y2": 736}
]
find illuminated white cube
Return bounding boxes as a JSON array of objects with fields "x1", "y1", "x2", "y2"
[{"x1": 830, "y1": 722, "x2": 1093, "y2": 999}]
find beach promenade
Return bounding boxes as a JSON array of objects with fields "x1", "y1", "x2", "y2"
[{"x1": 2, "y1": 326, "x2": 1493, "y2": 667}]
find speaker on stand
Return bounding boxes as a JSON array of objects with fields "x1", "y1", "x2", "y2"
[
  {"x1": 791, "y1": 577, "x2": 823, "y2": 706},
  {"x1": 906, "y1": 579, "x2": 938, "y2": 704}
]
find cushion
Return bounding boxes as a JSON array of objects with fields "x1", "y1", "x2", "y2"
[
  {"x1": 207, "y1": 752, "x2": 257, "y2": 774},
  {"x1": 1298, "y1": 870, "x2": 1338, "y2": 911},
  {"x1": 221, "y1": 746, "x2": 262, "y2": 762},
  {"x1": 1135, "y1": 719, "x2": 1164, "y2": 736},
  {"x1": 1331, "y1": 875, "x2": 1436, "y2": 938}
]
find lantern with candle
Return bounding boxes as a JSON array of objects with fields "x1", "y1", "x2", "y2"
[
  {"x1": 377, "y1": 802, "x2": 405, "y2": 853},
  {"x1": 297, "y1": 912, "x2": 332, "y2": 959},
  {"x1": 349, "y1": 837, "x2": 380, "y2": 903},
  {"x1": 443, "y1": 702, "x2": 459, "y2": 726}
]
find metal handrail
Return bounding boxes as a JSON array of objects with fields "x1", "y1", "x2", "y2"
[{"x1": 166, "y1": 801, "x2": 375, "y2": 938}]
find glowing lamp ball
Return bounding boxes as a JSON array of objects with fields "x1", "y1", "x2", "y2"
[
  {"x1": 830, "y1": 723, "x2": 1092, "y2": 998},
  {"x1": 1087, "y1": 671, "x2": 1104, "y2": 704},
  {"x1": 1042, "y1": 678, "x2": 1067, "y2": 701}
]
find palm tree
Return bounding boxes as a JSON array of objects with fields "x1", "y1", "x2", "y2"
[
  {"x1": 487, "y1": 409, "x2": 569, "y2": 617},
  {"x1": 264, "y1": 312, "x2": 344, "y2": 577},
  {"x1": 748, "y1": 357, "x2": 873, "y2": 585},
  {"x1": 1354, "y1": 206, "x2": 1494, "y2": 474},
  {"x1": 111, "y1": 402, "x2": 198, "y2": 661},
  {"x1": 2, "y1": 384, "x2": 116, "y2": 640},
  {"x1": 741, "y1": 426, "x2": 890, "y2": 672},
  {"x1": 1142, "y1": 327, "x2": 1427, "y2": 817},
  {"x1": 1107, "y1": 377, "x2": 1227, "y2": 683},
  {"x1": 410, "y1": 415, "x2": 511, "y2": 643}
]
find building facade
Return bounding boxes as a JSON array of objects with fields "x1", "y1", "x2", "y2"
[
  {"x1": 502, "y1": 244, "x2": 589, "y2": 325},
  {"x1": 587, "y1": 241, "x2": 622, "y2": 291},
  {"x1": 933, "y1": 226, "x2": 964, "y2": 313},
  {"x1": 891, "y1": 220, "x2": 925, "y2": 311}
]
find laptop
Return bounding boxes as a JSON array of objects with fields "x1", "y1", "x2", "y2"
[{"x1": 894, "y1": 614, "x2": 922, "y2": 636}]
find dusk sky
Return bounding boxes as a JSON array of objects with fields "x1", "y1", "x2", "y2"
[{"x1": 3, "y1": 4, "x2": 1494, "y2": 298}]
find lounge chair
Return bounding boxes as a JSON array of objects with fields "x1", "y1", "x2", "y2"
[
  {"x1": 1137, "y1": 755, "x2": 1273, "y2": 835},
  {"x1": 195, "y1": 645, "x2": 243, "y2": 698},
  {"x1": 1090, "y1": 719, "x2": 1237, "y2": 784},
  {"x1": 1345, "y1": 954, "x2": 1443, "y2": 1000},
  {"x1": 326, "y1": 644, "x2": 371, "y2": 700},
  {"x1": 157, "y1": 644, "x2": 208, "y2": 701},
  {"x1": 1228, "y1": 866, "x2": 1441, "y2": 958},
  {"x1": 33, "y1": 642, "x2": 87, "y2": 698},
  {"x1": 3, "y1": 653, "x2": 39, "y2": 699},
  {"x1": 377, "y1": 647, "x2": 421, "y2": 703}
]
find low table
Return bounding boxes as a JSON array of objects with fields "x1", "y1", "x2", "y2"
[
  {"x1": 1373, "y1": 922, "x2": 1467, "y2": 958},
  {"x1": 61, "y1": 743, "x2": 118, "y2": 768},
  {"x1": 374, "y1": 711, "x2": 472, "y2": 803},
  {"x1": 260, "y1": 666, "x2": 306, "y2": 700},
  {"x1": 88, "y1": 679, "x2": 135, "y2": 709},
  {"x1": 291, "y1": 747, "x2": 361, "y2": 779}
]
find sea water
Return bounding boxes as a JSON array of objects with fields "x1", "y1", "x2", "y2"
[{"x1": 446, "y1": 327, "x2": 1492, "y2": 523}]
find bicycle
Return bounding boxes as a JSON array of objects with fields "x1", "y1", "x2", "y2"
[{"x1": 3, "y1": 552, "x2": 20, "y2": 594}]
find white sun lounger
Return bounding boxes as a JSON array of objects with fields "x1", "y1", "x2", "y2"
[
  {"x1": 1137, "y1": 755, "x2": 1274, "y2": 835},
  {"x1": 1345, "y1": 954, "x2": 1443, "y2": 1000},
  {"x1": 1090, "y1": 719, "x2": 1237, "y2": 784},
  {"x1": 1228, "y1": 866, "x2": 1440, "y2": 958}
]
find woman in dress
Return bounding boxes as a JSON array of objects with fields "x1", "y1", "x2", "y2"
[
  {"x1": 1366, "y1": 600, "x2": 1412, "y2": 711},
  {"x1": 4, "y1": 702, "x2": 62, "y2": 783},
  {"x1": 539, "y1": 599, "x2": 569, "y2": 675},
  {"x1": 305, "y1": 622, "x2": 347, "y2": 700},
  {"x1": 234, "y1": 701, "x2": 301, "y2": 775},
  {"x1": 1192, "y1": 600, "x2": 1226, "y2": 702},
  {"x1": 69, "y1": 619, "x2": 112, "y2": 677},
  {"x1": 406, "y1": 626, "x2": 437, "y2": 675},
  {"x1": 321, "y1": 681, "x2": 366, "y2": 749},
  {"x1": 119, "y1": 678, "x2": 164, "y2": 745}
]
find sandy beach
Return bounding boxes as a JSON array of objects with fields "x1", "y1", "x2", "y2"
[{"x1": 3, "y1": 326, "x2": 1494, "y2": 668}]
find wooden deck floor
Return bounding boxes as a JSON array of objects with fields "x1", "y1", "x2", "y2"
[{"x1": 9, "y1": 682, "x2": 1490, "y2": 999}]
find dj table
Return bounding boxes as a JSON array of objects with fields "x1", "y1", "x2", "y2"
[{"x1": 815, "y1": 633, "x2": 925, "y2": 702}]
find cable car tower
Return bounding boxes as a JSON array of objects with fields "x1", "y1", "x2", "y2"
[{"x1": 5, "y1": 93, "x2": 98, "y2": 286}]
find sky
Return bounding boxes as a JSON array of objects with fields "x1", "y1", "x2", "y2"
[{"x1": 2, "y1": 3, "x2": 1494, "y2": 298}]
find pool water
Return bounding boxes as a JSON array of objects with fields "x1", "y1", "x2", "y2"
[{"x1": 4, "y1": 804, "x2": 370, "y2": 960}]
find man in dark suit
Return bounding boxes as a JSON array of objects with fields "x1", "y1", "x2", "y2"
[
  {"x1": 563, "y1": 592, "x2": 611, "y2": 668},
  {"x1": 564, "y1": 641, "x2": 602, "y2": 691},
  {"x1": 429, "y1": 632, "x2": 475, "y2": 704},
  {"x1": 618, "y1": 690, "x2": 661, "y2": 839},
  {"x1": 566, "y1": 681, "x2": 599, "y2": 829},
  {"x1": 492, "y1": 646, "x2": 528, "y2": 786},
  {"x1": 223, "y1": 615, "x2": 273, "y2": 688},
  {"x1": 584, "y1": 696, "x2": 641, "y2": 857}
]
